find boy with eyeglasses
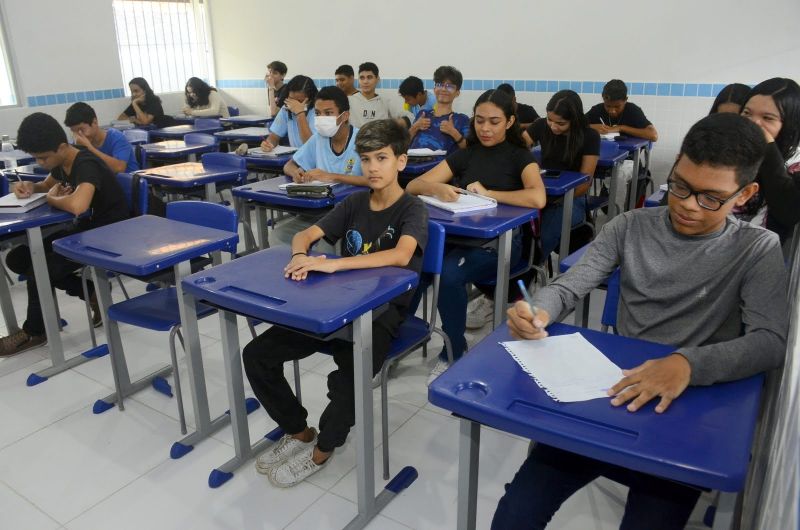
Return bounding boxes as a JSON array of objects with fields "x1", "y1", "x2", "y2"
[
  {"x1": 492, "y1": 113, "x2": 788, "y2": 529},
  {"x1": 408, "y1": 66, "x2": 469, "y2": 154}
]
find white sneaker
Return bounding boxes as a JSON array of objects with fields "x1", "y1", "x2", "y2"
[
  {"x1": 255, "y1": 429, "x2": 317, "y2": 475},
  {"x1": 427, "y1": 359, "x2": 450, "y2": 386},
  {"x1": 268, "y1": 444, "x2": 330, "y2": 487},
  {"x1": 466, "y1": 296, "x2": 494, "y2": 329}
]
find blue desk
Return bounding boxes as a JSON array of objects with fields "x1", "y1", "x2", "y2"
[
  {"x1": 170, "y1": 114, "x2": 197, "y2": 126},
  {"x1": 428, "y1": 322, "x2": 763, "y2": 530},
  {"x1": 232, "y1": 176, "x2": 366, "y2": 251},
  {"x1": 0, "y1": 149, "x2": 35, "y2": 169},
  {"x1": 612, "y1": 136, "x2": 652, "y2": 212},
  {"x1": 240, "y1": 152, "x2": 293, "y2": 175},
  {"x1": 0, "y1": 206, "x2": 104, "y2": 384},
  {"x1": 182, "y1": 246, "x2": 419, "y2": 525},
  {"x1": 596, "y1": 143, "x2": 629, "y2": 219},
  {"x1": 214, "y1": 126, "x2": 269, "y2": 144},
  {"x1": 139, "y1": 140, "x2": 218, "y2": 168},
  {"x1": 53, "y1": 215, "x2": 241, "y2": 452},
  {"x1": 140, "y1": 161, "x2": 247, "y2": 202},
  {"x1": 646, "y1": 188, "x2": 665, "y2": 207},
  {"x1": 426, "y1": 203, "x2": 537, "y2": 328},
  {"x1": 149, "y1": 123, "x2": 224, "y2": 140},
  {"x1": 2, "y1": 164, "x2": 48, "y2": 182},
  {"x1": 399, "y1": 156, "x2": 445, "y2": 187},
  {"x1": 542, "y1": 170, "x2": 590, "y2": 263},
  {"x1": 221, "y1": 114, "x2": 273, "y2": 128}
]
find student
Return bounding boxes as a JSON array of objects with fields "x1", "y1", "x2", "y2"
[
  {"x1": 0, "y1": 113, "x2": 129, "y2": 356},
  {"x1": 271, "y1": 86, "x2": 363, "y2": 249},
  {"x1": 408, "y1": 66, "x2": 470, "y2": 155},
  {"x1": 349, "y1": 62, "x2": 410, "y2": 127},
  {"x1": 183, "y1": 77, "x2": 230, "y2": 118},
  {"x1": 709, "y1": 83, "x2": 751, "y2": 114},
  {"x1": 65, "y1": 102, "x2": 139, "y2": 173},
  {"x1": 525, "y1": 90, "x2": 599, "y2": 261},
  {"x1": 260, "y1": 75, "x2": 318, "y2": 151},
  {"x1": 406, "y1": 89, "x2": 546, "y2": 382},
  {"x1": 117, "y1": 77, "x2": 171, "y2": 127},
  {"x1": 736, "y1": 77, "x2": 800, "y2": 240},
  {"x1": 334, "y1": 64, "x2": 358, "y2": 96},
  {"x1": 242, "y1": 119, "x2": 428, "y2": 487},
  {"x1": 265, "y1": 60, "x2": 289, "y2": 117},
  {"x1": 496, "y1": 83, "x2": 540, "y2": 129},
  {"x1": 399, "y1": 76, "x2": 435, "y2": 117},
  {"x1": 492, "y1": 113, "x2": 787, "y2": 530},
  {"x1": 586, "y1": 79, "x2": 658, "y2": 142}
]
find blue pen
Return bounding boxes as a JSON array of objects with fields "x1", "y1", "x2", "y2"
[{"x1": 516, "y1": 279, "x2": 544, "y2": 330}]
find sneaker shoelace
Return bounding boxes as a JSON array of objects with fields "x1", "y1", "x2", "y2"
[{"x1": 286, "y1": 453, "x2": 318, "y2": 475}]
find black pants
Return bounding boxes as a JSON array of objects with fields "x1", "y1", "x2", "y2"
[
  {"x1": 242, "y1": 306, "x2": 403, "y2": 453},
  {"x1": 5, "y1": 230, "x2": 92, "y2": 336},
  {"x1": 492, "y1": 444, "x2": 701, "y2": 530}
]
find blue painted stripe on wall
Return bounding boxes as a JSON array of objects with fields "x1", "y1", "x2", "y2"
[{"x1": 25, "y1": 87, "x2": 128, "y2": 108}]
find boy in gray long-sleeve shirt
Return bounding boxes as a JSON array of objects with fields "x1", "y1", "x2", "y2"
[{"x1": 492, "y1": 113, "x2": 789, "y2": 530}]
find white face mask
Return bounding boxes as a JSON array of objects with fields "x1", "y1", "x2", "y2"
[{"x1": 315, "y1": 114, "x2": 343, "y2": 137}]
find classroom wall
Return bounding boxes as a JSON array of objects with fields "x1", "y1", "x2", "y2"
[{"x1": 206, "y1": 0, "x2": 800, "y2": 181}]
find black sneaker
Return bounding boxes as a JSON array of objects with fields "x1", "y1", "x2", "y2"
[{"x1": 0, "y1": 329, "x2": 47, "y2": 357}]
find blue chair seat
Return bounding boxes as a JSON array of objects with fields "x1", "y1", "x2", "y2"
[
  {"x1": 108, "y1": 287, "x2": 216, "y2": 331},
  {"x1": 385, "y1": 316, "x2": 430, "y2": 361}
]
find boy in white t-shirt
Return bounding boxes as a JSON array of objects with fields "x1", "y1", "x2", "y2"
[{"x1": 349, "y1": 62, "x2": 411, "y2": 128}]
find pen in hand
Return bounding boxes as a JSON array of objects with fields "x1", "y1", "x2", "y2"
[{"x1": 516, "y1": 279, "x2": 544, "y2": 331}]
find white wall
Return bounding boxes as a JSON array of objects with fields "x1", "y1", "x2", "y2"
[{"x1": 206, "y1": 0, "x2": 800, "y2": 180}]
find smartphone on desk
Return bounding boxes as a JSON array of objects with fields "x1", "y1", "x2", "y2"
[{"x1": 541, "y1": 169, "x2": 561, "y2": 178}]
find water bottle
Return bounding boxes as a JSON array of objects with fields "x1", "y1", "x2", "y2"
[{"x1": 0, "y1": 135, "x2": 15, "y2": 169}]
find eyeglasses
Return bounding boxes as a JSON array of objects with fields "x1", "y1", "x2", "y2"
[
  {"x1": 666, "y1": 177, "x2": 747, "y2": 211},
  {"x1": 434, "y1": 82, "x2": 458, "y2": 92}
]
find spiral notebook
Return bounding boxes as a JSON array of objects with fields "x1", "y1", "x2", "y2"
[{"x1": 500, "y1": 333, "x2": 624, "y2": 402}]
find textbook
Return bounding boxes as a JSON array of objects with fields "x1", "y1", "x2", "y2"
[
  {"x1": 500, "y1": 333, "x2": 624, "y2": 403},
  {"x1": 419, "y1": 189, "x2": 497, "y2": 213},
  {"x1": 408, "y1": 148, "x2": 447, "y2": 157},
  {"x1": 0, "y1": 192, "x2": 47, "y2": 214},
  {"x1": 247, "y1": 146, "x2": 298, "y2": 157}
]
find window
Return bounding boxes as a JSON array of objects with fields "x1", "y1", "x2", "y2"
[
  {"x1": 112, "y1": 0, "x2": 214, "y2": 95},
  {"x1": 0, "y1": 10, "x2": 17, "y2": 107}
]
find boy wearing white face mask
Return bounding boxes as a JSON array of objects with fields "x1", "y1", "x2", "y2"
[{"x1": 270, "y1": 86, "x2": 365, "y2": 249}]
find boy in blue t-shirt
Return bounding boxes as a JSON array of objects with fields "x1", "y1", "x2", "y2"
[
  {"x1": 408, "y1": 66, "x2": 469, "y2": 154},
  {"x1": 271, "y1": 87, "x2": 364, "y2": 249},
  {"x1": 242, "y1": 119, "x2": 428, "y2": 487},
  {"x1": 64, "y1": 102, "x2": 139, "y2": 173},
  {"x1": 261, "y1": 75, "x2": 318, "y2": 150},
  {"x1": 399, "y1": 76, "x2": 435, "y2": 117}
]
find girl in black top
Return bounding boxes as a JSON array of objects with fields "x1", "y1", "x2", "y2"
[
  {"x1": 118, "y1": 77, "x2": 171, "y2": 127},
  {"x1": 523, "y1": 90, "x2": 599, "y2": 261},
  {"x1": 407, "y1": 89, "x2": 545, "y2": 378},
  {"x1": 735, "y1": 78, "x2": 800, "y2": 241}
]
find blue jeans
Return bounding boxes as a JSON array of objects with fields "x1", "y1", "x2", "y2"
[
  {"x1": 492, "y1": 444, "x2": 701, "y2": 530},
  {"x1": 409, "y1": 233, "x2": 522, "y2": 361},
  {"x1": 539, "y1": 195, "x2": 587, "y2": 262}
]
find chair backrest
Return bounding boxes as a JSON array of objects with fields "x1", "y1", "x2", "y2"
[
  {"x1": 600, "y1": 268, "x2": 621, "y2": 330},
  {"x1": 599, "y1": 140, "x2": 622, "y2": 158},
  {"x1": 227, "y1": 106, "x2": 240, "y2": 117},
  {"x1": 184, "y1": 132, "x2": 217, "y2": 147},
  {"x1": 122, "y1": 128, "x2": 149, "y2": 144},
  {"x1": 422, "y1": 221, "x2": 446, "y2": 275},
  {"x1": 194, "y1": 118, "x2": 221, "y2": 129},
  {"x1": 115, "y1": 172, "x2": 149, "y2": 216},
  {"x1": 201, "y1": 152, "x2": 246, "y2": 170},
  {"x1": 166, "y1": 200, "x2": 238, "y2": 233}
]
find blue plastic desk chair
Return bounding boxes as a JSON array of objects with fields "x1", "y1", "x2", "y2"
[
  {"x1": 600, "y1": 268, "x2": 620, "y2": 333},
  {"x1": 227, "y1": 106, "x2": 240, "y2": 117},
  {"x1": 194, "y1": 118, "x2": 221, "y2": 131},
  {"x1": 184, "y1": 132, "x2": 218, "y2": 148},
  {"x1": 105, "y1": 201, "x2": 238, "y2": 434}
]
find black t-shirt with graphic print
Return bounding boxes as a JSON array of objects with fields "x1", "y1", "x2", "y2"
[{"x1": 315, "y1": 191, "x2": 429, "y2": 311}]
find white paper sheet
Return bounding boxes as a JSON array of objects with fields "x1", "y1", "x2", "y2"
[
  {"x1": 408, "y1": 148, "x2": 447, "y2": 157},
  {"x1": 500, "y1": 333, "x2": 624, "y2": 402},
  {"x1": 247, "y1": 145, "x2": 298, "y2": 157}
]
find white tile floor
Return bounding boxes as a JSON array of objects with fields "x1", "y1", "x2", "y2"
[{"x1": 0, "y1": 257, "x2": 714, "y2": 529}]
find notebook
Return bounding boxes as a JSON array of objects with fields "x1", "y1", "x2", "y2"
[
  {"x1": 0, "y1": 192, "x2": 47, "y2": 214},
  {"x1": 419, "y1": 189, "x2": 497, "y2": 213},
  {"x1": 500, "y1": 333, "x2": 624, "y2": 402},
  {"x1": 408, "y1": 148, "x2": 447, "y2": 157},
  {"x1": 247, "y1": 146, "x2": 298, "y2": 157}
]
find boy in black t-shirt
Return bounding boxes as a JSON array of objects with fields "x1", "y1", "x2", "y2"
[
  {"x1": 242, "y1": 119, "x2": 428, "y2": 488},
  {"x1": 0, "y1": 113, "x2": 129, "y2": 357},
  {"x1": 586, "y1": 79, "x2": 659, "y2": 142}
]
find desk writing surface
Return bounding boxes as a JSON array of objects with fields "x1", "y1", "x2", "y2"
[
  {"x1": 428, "y1": 322, "x2": 763, "y2": 491},
  {"x1": 52, "y1": 215, "x2": 238, "y2": 276},
  {"x1": 182, "y1": 246, "x2": 418, "y2": 335},
  {"x1": 0, "y1": 205, "x2": 75, "y2": 234},
  {"x1": 425, "y1": 202, "x2": 536, "y2": 239},
  {"x1": 233, "y1": 176, "x2": 364, "y2": 209},
  {"x1": 542, "y1": 171, "x2": 590, "y2": 196},
  {"x1": 214, "y1": 127, "x2": 269, "y2": 138}
]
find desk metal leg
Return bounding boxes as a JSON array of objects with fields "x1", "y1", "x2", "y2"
[
  {"x1": 0, "y1": 263, "x2": 19, "y2": 334},
  {"x1": 234, "y1": 197, "x2": 256, "y2": 252},
  {"x1": 626, "y1": 148, "x2": 641, "y2": 212},
  {"x1": 492, "y1": 231, "x2": 512, "y2": 329},
  {"x1": 457, "y1": 419, "x2": 481, "y2": 530},
  {"x1": 607, "y1": 163, "x2": 621, "y2": 219},
  {"x1": 256, "y1": 206, "x2": 268, "y2": 249},
  {"x1": 558, "y1": 189, "x2": 575, "y2": 263},
  {"x1": 205, "y1": 182, "x2": 218, "y2": 203},
  {"x1": 27, "y1": 226, "x2": 106, "y2": 385},
  {"x1": 712, "y1": 492, "x2": 737, "y2": 530}
]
